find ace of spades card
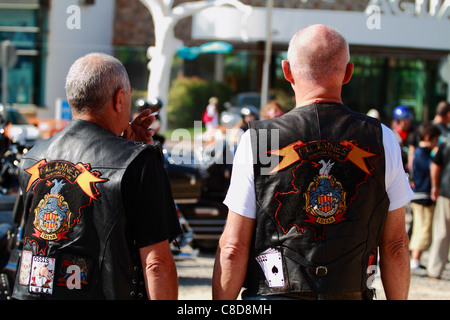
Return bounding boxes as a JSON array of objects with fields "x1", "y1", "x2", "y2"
[{"x1": 255, "y1": 248, "x2": 285, "y2": 288}]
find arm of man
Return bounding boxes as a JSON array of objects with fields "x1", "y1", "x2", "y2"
[
  {"x1": 139, "y1": 240, "x2": 178, "y2": 300},
  {"x1": 430, "y1": 162, "x2": 441, "y2": 202},
  {"x1": 123, "y1": 150, "x2": 182, "y2": 300},
  {"x1": 212, "y1": 211, "x2": 256, "y2": 300},
  {"x1": 379, "y1": 206, "x2": 410, "y2": 300}
]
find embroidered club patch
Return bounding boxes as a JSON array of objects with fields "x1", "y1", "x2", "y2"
[
  {"x1": 303, "y1": 160, "x2": 347, "y2": 225},
  {"x1": 24, "y1": 160, "x2": 108, "y2": 255},
  {"x1": 33, "y1": 180, "x2": 71, "y2": 241},
  {"x1": 268, "y1": 139, "x2": 378, "y2": 240}
]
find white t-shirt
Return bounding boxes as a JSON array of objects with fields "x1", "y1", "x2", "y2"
[{"x1": 223, "y1": 124, "x2": 414, "y2": 219}]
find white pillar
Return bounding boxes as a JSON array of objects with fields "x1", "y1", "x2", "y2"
[{"x1": 260, "y1": 0, "x2": 273, "y2": 109}]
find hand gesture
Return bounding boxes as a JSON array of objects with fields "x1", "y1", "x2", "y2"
[{"x1": 123, "y1": 109, "x2": 156, "y2": 145}]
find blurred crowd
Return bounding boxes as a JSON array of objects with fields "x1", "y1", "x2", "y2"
[{"x1": 375, "y1": 101, "x2": 450, "y2": 279}]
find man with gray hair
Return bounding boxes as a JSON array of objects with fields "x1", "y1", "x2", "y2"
[
  {"x1": 13, "y1": 53, "x2": 181, "y2": 300},
  {"x1": 213, "y1": 25, "x2": 412, "y2": 300}
]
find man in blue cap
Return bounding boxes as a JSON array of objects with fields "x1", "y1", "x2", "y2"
[{"x1": 392, "y1": 105, "x2": 416, "y2": 173}]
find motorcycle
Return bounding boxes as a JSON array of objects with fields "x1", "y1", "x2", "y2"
[
  {"x1": 0, "y1": 126, "x2": 29, "y2": 194},
  {"x1": 170, "y1": 204, "x2": 198, "y2": 260},
  {"x1": 0, "y1": 192, "x2": 24, "y2": 300},
  {"x1": 163, "y1": 130, "x2": 240, "y2": 252},
  {"x1": 0, "y1": 124, "x2": 29, "y2": 299}
]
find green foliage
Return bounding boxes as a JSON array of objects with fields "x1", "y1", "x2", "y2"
[{"x1": 167, "y1": 76, "x2": 233, "y2": 129}]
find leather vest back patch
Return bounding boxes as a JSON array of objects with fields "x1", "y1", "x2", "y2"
[
  {"x1": 245, "y1": 103, "x2": 389, "y2": 298},
  {"x1": 24, "y1": 160, "x2": 107, "y2": 256},
  {"x1": 266, "y1": 139, "x2": 378, "y2": 240}
]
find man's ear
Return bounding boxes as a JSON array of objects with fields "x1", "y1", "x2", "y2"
[
  {"x1": 112, "y1": 88, "x2": 125, "y2": 113},
  {"x1": 342, "y1": 63, "x2": 354, "y2": 85},
  {"x1": 282, "y1": 60, "x2": 295, "y2": 85}
]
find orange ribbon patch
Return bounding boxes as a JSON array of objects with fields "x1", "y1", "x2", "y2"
[
  {"x1": 268, "y1": 140, "x2": 377, "y2": 175},
  {"x1": 25, "y1": 160, "x2": 107, "y2": 201}
]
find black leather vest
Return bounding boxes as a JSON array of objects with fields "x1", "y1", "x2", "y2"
[
  {"x1": 244, "y1": 103, "x2": 389, "y2": 298},
  {"x1": 13, "y1": 119, "x2": 151, "y2": 300}
]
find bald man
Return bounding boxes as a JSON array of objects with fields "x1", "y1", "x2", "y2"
[{"x1": 213, "y1": 25, "x2": 412, "y2": 300}]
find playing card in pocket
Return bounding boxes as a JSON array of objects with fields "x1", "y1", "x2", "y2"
[{"x1": 255, "y1": 248, "x2": 284, "y2": 288}]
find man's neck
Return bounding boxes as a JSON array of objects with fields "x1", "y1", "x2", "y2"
[
  {"x1": 73, "y1": 112, "x2": 120, "y2": 136},
  {"x1": 294, "y1": 83, "x2": 343, "y2": 107},
  {"x1": 298, "y1": 97, "x2": 343, "y2": 107}
]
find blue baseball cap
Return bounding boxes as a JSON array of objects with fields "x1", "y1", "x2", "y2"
[{"x1": 393, "y1": 105, "x2": 413, "y2": 120}]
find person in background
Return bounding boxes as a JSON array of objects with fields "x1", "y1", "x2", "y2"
[
  {"x1": 392, "y1": 105, "x2": 416, "y2": 173},
  {"x1": 238, "y1": 105, "x2": 259, "y2": 132},
  {"x1": 432, "y1": 101, "x2": 450, "y2": 141},
  {"x1": 260, "y1": 100, "x2": 285, "y2": 120},
  {"x1": 367, "y1": 109, "x2": 380, "y2": 120},
  {"x1": 427, "y1": 137, "x2": 450, "y2": 279},
  {"x1": 409, "y1": 123, "x2": 441, "y2": 270},
  {"x1": 202, "y1": 97, "x2": 219, "y2": 141}
]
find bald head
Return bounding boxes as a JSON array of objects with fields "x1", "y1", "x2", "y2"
[{"x1": 287, "y1": 25, "x2": 350, "y2": 84}]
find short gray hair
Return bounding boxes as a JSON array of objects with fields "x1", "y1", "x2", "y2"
[{"x1": 65, "y1": 52, "x2": 130, "y2": 114}]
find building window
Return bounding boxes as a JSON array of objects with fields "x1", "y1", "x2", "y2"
[{"x1": 0, "y1": 0, "x2": 45, "y2": 106}]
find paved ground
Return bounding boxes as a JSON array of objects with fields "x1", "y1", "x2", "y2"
[
  {"x1": 177, "y1": 253, "x2": 216, "y2": 300},
  {"x1": 176, "y1": 250, "x2": 450, "y2": 300}
]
